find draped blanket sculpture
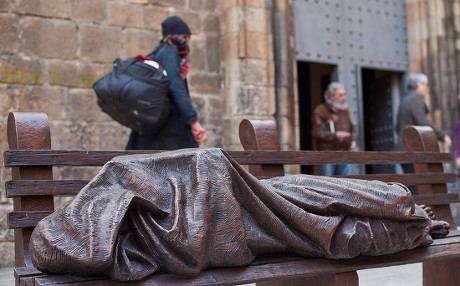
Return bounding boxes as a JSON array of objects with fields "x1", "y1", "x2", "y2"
[{"x1": 30, "y1": 148, "x2": 447, "y2": 281}]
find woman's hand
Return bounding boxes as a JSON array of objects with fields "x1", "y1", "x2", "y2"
[{"x1": 191, "y1": 121, "x2": 208, "y2": 143}]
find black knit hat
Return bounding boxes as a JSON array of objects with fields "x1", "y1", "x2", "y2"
[{"x1": 161, "y1": 16, "x2": 192, "y2": 37}]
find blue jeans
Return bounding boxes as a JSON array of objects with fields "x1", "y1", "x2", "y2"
[{"x1": 320, "y1": 164, "x2": 351, "y2": 176}]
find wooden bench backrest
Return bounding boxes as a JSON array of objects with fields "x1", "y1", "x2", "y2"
[
  {"x1": 5, "y1": 112, "x2": 458, "y2": 269},
  {"x1": 7, "y1": 112, "x2": 54, "y2": 267},
  {"x1": 238, "y1": 119, "x2": 457, "y2": 226},
  {"x1": 239, "y1": 119, "x2": 284, "y2": 177}
]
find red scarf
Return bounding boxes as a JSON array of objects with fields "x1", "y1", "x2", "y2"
[{"x1": 161, "y1": 35, "x2": 190, "y2": 80}]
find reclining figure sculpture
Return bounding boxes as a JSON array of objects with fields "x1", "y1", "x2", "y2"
[{"x1": 29, "y1": 148, "x2": 449, "y2": 281}]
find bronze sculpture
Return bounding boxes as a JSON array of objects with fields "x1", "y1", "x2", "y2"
[{"x1": 29, "y1": 148, "x2": 449, "y2": 281}]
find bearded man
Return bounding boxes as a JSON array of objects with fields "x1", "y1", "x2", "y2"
[{"x1": 312, "y1": 82, "x2": 357, "y2": 175}]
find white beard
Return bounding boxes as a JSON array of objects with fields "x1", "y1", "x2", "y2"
[{"x1": 333, "y1": 101, "x2": 348, "y2": 110}]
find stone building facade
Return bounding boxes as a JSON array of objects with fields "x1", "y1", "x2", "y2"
[
  {"x1": 0, "y1": 0, "x2": 459, "y2": 268},
  {"x1": 406, "y1": 0, "x2": 460, "y2": 141}
]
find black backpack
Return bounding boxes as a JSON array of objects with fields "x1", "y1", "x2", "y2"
[{"x1": 93, "y1": 57, "x2": 170, "y2": 135}]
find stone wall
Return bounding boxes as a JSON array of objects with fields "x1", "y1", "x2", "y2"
[
  {"x1": 219, "y1": 0, "x2": 277, "y2": 150},
  {"x1": 0, "y1": 0, "x2": 223, "y2": 267},
  {"x1": 216, "y1": 0, "x2": 296, "y2": 152},
  {"x1": 406, "y1": 0, "x2": 460, "y2": 140}
]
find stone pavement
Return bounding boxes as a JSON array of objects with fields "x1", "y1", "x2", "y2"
[
  {"x1": 0, "y1": 264, "x2": 421, "y2": 286},
  {"x1": 357, "y1": 263, "x2": 421, "y2": 286},
  {"x1": 0, "y1": 267, "x2": 14, "y2": 286}
]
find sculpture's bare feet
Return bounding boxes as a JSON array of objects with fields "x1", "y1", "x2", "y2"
[
  {"x1": 419, "y1": 205, "x2": 436, "y2": 220},
  {"x1": 418, "y1": 204, "x2": 449, "y2": 241},
  {"x1": 429, "y1": 219, "x2": 450, "y2": 239}
]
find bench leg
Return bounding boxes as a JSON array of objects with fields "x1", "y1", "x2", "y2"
[
  {"x1": 256, "y1": 271, "x2": 359, "y2": 286},
  {"x1": 423, "y1": 259, "x2": 460, "y2": 286}
]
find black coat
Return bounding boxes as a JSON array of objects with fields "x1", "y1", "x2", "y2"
[
  {"x1": 395, "y1": 91, "x2": 446, "y2": 151},
  {"x1": 126, "y1": 45, "x2": 198, "y2": 150}
]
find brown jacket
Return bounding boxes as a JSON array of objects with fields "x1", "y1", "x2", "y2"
[{"x1": 312, "y1": 103, "x2": 356, "y2": 150}]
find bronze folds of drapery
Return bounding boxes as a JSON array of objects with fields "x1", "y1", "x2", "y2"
[{"x1": 30, "y1": 148, "x2": 432, "y2": 281}]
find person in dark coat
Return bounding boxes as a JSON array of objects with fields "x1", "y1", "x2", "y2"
[
  {"x1": 396, "y1": 73, "x2": 451, "y2": 151},
  {"x1": 395, "y1": 73, "x2": 451, "y2": 158},
  {"x1": 395, "y1": 73, "x2": 452, "y2": 193},
  {"x1": 126, "y1": 16, "x2": 208, "y2": 150}
]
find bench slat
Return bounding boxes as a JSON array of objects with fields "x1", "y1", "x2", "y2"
[
  {"x1": 236, "y1": 151, "x2": 452, "y2": 165},
  {"x1": 6, "y1": 180, "x2": 88, "y2": 197},
  {"x1": 414, "y1": 193, "x2": 460, "y2": 205},
  {"x1": 8, "y1": 211, "x2": 53, "y2": 229},
  {"x1": 337, "y1": 173, "x2": 457, "y2": 185},
  {"x1": 28, "y1": 234, "x2": 460, "y2": 286},
  {"x1": 6, "y1": 173, "x2": 457, "y2": 198},
  {"x1": 4, "y1": 150, "x2": 452, "y2": 167}
]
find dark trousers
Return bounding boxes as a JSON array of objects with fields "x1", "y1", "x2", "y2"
[{"x1": 401, "y1": 164, "x2": 418, "y2": 195}]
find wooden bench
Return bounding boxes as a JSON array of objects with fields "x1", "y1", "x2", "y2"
[{"x1": 4, "y1": 111, "x2": 460, "y2": 285}]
